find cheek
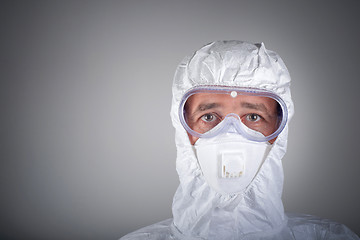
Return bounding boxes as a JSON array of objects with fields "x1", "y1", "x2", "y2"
[
  {"x1": 262, "y1": 127, "x2": 274, "y2": 136},
  {"x1": 262, "y1": 119, "x2": 279, "y2": 136},
  {"x1": 187, "y1": 132, "x2": 198, "y2": 145},
  {"x1": 268, "y1": 137, "x2": 277, "y2": 144}
]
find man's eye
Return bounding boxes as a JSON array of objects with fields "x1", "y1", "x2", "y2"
[
  {"x1": 246, "y1": 113, "x2": 261, "y2": 122},
  {"x1": 201, "y1": 114, "x2": 216, "y2": 122}
]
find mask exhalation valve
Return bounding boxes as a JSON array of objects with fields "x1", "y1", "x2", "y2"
[{"x1": 221, "y1": 152, "x2": 245, "y2": 178}]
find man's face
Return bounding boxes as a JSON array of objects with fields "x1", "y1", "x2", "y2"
[{"x1": 184, "y1": 93, "x2": 279, "y2": 145}]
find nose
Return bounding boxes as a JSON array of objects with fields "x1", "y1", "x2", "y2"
[{"x1": 222, "y1": 113, "x2": 243, "y2": 135}]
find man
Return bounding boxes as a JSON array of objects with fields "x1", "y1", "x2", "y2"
[{"x1": 121, "y1": 41, "x2": 359, "y2": 239}]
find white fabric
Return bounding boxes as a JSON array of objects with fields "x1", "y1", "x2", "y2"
[{"x1": 120, "y1": 41, "x2": 359, "y2": 240}]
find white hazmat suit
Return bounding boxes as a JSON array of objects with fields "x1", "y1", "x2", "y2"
[{"x1": 120, "y1": 41, "x2": 359, "y2": 240}]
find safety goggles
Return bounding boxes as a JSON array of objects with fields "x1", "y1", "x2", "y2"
[{"x1": 179, "y1": 86, "x2": 288, "y2": 142}]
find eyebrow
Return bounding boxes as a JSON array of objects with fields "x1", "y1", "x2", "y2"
[
  {"x1": 194, "y1": 103, "x2": 221, "y2": 114},
  {"x1": 241, "y1": 102, "x2": 268, "y2": 113}
]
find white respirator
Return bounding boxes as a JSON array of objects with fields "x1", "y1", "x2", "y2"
[{"x1": 194, "y1": 133, "x2": 272, "y2": 195}]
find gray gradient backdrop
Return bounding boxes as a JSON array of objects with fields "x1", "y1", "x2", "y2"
[{"x1": 1, "y1": 1, "x2": 360, "y2": 239}]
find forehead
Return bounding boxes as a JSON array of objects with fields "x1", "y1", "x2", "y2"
[{"x1": 185, "y1": 92, "x2": 278, "y2": 111}]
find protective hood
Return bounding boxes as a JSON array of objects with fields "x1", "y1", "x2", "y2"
[{"x1": 170, "y1": 40, "x2": 294, "y2": 239}]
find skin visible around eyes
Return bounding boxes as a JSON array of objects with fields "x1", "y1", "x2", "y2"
[
  {"x1": 196, "y1": 103, "x2": 220, "y2": 114},
  {"x1": 240, "y1": 102, "x2": 268, "y2": 115},
  {"x1": 184, "y1": 93, "x2": 279, "y2": 145}
]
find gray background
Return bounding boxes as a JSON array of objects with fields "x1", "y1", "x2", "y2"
[{"x1": 1, "y1": 1, "x2": 359, "y2": 239}]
